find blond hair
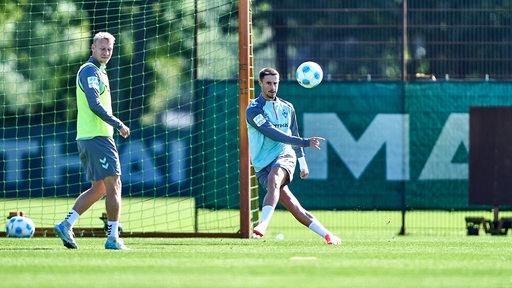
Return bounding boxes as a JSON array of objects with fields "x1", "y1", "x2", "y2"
[{"x1": 93, "y1": 32, "x2": 116, "y2": 45}]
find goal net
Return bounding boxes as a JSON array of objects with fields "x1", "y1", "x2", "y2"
[{"x1": 1, "y1": 0, "x2": 256, "y2": 237}]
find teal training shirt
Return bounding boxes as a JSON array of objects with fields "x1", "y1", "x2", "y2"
[{"x1": 246, "y1": 94, "x2": 309, "y2": 172}]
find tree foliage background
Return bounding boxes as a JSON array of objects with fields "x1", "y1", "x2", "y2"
[
  {"x1": 1, "y1": 0, "x2": 511, "y2": 125},
  {"x1": 0, "y1": 0, "x2": 198, "y2": 126},
  {"x1": 252, "y1": 0, "x2": 512, "y2": 80}
]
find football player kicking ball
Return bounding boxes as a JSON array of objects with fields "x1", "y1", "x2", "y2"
[{"x1": 245, "y1": 67, "x2": 342, "y2": 245}]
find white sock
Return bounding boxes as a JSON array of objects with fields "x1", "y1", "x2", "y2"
[
  {"x1": 259, "y1": 205, "x2": 275, "y2": 226},
  {"x1": 308, "y1": 221, "x2": 330, "y2": 238},
  {"x1": 107, "y1": 221, "x2": 119, "y2": 239},
  {"x1": 63, "y1": 209, "x2": 80, "y2": 227}
]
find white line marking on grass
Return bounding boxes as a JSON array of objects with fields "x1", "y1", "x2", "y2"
[{"x1": 289, "y1": 256, "x2": 317, "y2": 261}]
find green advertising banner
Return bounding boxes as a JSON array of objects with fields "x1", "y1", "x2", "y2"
[
  {"x1": 280, "y1": 82, "x2": 405, "y2": 210},
  {"x1": 201, "y1": 81, "x2": 512, "y2": 210},
  {"x1": 404, "y1": 82, "x2": 512, "y2": 209}
]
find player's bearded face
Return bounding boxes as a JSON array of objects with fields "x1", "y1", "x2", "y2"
[{"x1": 260, "y1": 75, "x2": 279, "y2": 101}]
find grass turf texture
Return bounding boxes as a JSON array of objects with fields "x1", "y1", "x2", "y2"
[
  {"x1": 4, "y1": 198, "x2": 512, "y2": 236},
  {"x1": 2, "y1": 200, "x2": 512, "y2": 287},
  {"x1": 1, "y1": 235, "x2": 512, "y2": 288}
]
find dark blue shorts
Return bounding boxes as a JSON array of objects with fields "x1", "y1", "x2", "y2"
[
  {"x1": 255, "y1": 152, "x2": 296, "y2": 190},
  {"x1": 77, "y1": 137, "x2": 121, "y2": 181}
]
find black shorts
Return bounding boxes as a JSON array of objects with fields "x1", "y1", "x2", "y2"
[{"x1": 77, "y1": 137, "x2": 121, "y2": 181}]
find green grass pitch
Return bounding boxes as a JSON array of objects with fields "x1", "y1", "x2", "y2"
[
  {"x1": 2, "y1": 233, "x2": 512, "y2": 288},
  {"x1": 2, "y1": 199, "x2": 512, "y2": 287}
]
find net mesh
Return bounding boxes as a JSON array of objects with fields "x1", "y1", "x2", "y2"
[
  {"x1": 3, "y1": 0, "x2": 512, "y2": 237},
  {"x1": 1, "y1": 0, "x2": 244, "y2": 235}
]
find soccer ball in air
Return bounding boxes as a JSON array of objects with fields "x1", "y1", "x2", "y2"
[
  {"x1": 296, "y1": 61, "x2": 323, "y2": 88},
  {"x1": 6, "y1": 216, "x2": 35, "y2": 238}
]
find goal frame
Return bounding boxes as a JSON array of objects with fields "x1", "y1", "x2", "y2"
[{"x1": 0, "y1": 0, "x2": 254, "y2": 239}]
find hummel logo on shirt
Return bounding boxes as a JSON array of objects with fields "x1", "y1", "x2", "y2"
[{"x1": 99, "y1": 157, "x2": 109, "y2": 169}]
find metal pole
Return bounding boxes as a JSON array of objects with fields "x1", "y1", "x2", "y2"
[
  {"x1": 238, "y1": 0, "x2": 251, "y2": 238},
  {"x1": 399, "y1": 0, "x2": 408, "y2": 236}
]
